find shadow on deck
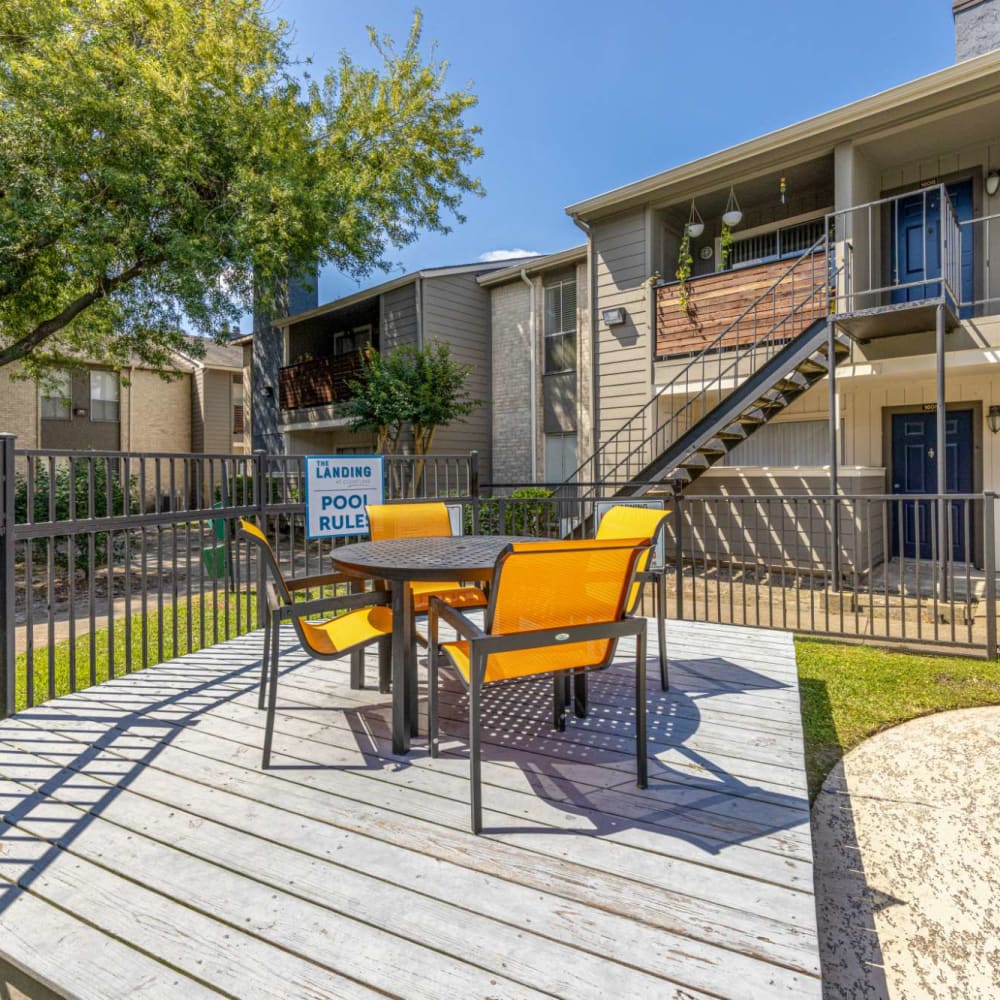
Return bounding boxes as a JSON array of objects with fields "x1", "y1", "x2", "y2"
[{"x1": 0, "y1": 618, "x2": 822, "y2": 999}]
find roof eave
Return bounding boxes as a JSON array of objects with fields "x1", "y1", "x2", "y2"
[{"x1": 566, "y1": 49, "x2": 1000, "y2": 221}]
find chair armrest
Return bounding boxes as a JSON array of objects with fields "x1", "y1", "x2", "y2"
[
  {"x1": 470, "y1": 616, "x2": 644, "y2": 656},
  {"x1": 634, "y1": 569, "x2": 662, "y2": 584},
  {"x1": 286, "y1": 571, "x2": 358, "y2": 592},
  {"x1": 427, "y1": 595, "x2": 487, "y2": 641},
  {"x1": 278, "y1": 589, "x2": 390, "y2": 621}
]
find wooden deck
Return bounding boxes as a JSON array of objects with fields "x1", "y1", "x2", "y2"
[{"x1": 0, "y1": 618, "x2": 821, "y2": 999}]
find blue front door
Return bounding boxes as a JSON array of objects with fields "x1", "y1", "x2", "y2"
[
  {"x1": 891, "y1": 409, "x2": 974, "y2": 561},
  {"x1": 891, "y1": 180, "x2": 973, "y2": 316}
]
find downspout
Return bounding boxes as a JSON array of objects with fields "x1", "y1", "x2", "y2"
[
  {"x1": 571, "y1": 213, "x2": 594, "y2": 482},
  {"x1": 415, "y1": 276, "x2": 424, "y2": 348},
  {"x1": 519, "y1": 268, "x2": 537, "y2": 482}
]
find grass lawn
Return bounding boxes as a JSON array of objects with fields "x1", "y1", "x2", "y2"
[
  {"x1": 15, "y1": 592, "x2": 258, "y2": 713},
  {"x1": 796, "y1": 637, "x2": 1000, "y2": 798}
]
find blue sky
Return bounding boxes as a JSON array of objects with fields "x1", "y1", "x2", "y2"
[{"x1": 273, "y1": 0, "x2": 957, "y2": 308}]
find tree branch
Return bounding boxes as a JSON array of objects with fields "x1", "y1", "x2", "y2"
[{"x1": 0, "y1": 260, "x2": 150, "y2": 368}]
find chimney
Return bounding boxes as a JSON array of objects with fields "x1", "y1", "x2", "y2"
[{"x1": 954, "y1": 0, "x2": 1000, "y2": 61}]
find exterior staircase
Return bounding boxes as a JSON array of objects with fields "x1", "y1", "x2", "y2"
[{"x1": 566, "y1": 236, "x2": 848, "y2": 500}]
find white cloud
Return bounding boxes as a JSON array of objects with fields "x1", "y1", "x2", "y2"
[{"x1": 478, "y1": 248, "x2": 543, "y2": 262}]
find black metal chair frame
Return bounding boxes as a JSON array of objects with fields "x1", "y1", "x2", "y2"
[
  {"x1": 239, "y1": 524, "x2": 392, "y2": 767},
  {"x1": 428, "y1": 569, "x2": 650, "y2": 834}
]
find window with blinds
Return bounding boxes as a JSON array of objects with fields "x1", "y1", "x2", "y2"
[
  {"x1": 40, "y1": 371, "x2": 72, "y2": 421},
  {"x1": 543, "y1": 274, "x2": 577, "y2": 374},
  {"x1": 726, "y1": 217, "x2": 825, "y2": 270},
  {"x1": 90, "y1": 370, "x2": 120, "y2": 423}
]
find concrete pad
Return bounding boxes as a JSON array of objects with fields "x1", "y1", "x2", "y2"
[{"x1": 813, "y1": 706, "x2": 1000, "y2": 998}]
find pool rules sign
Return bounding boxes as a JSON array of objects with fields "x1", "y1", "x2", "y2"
[{"x1": 304, "y1": 455, "x2": 385, "y2": 539}]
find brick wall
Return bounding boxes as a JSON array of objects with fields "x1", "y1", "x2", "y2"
[
  {"x1": 127, "y1": 369, "x2": 192, "y2": 452},
  {"x1": 0, "y1": 370, "x2": 38, "y2": 447},
  {"x1": 489, "y1": 281, "x2": 535, "y2": 483}
]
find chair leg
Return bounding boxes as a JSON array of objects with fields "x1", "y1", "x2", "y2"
[
  {"x1": 349, "y1": 649, "x2": 365, "y2": 690},
  {"x1": 262, "y1": 613, "x2": 281, "y2": 768},
  {"x1": 553, "y1": 672, "x2": 567, "y2": 732},
  {"x1": 378, "y1": 635, "x2": 391, "y2": 694},
  {"x1": 427, "y1": 606, "x2": 439, "y2": 758},
  {"x1": 636, "y1": 625, "x2": 648, "y2": 789},
  {"x1": 349, "y1": 578, "x2": 366, "y2": 690},
  {"x1": 257, "y1": 613, "x2": 270, "y2": 710},
  {"x1": 469, "y1": 650, "x2": 483, "y2": 834},
  {"x1": 656, "y1": 574, "x2": 669, "y2": 691},
  {"x1": 573, "y1": 670, "x2": 588, "y2": 718}
]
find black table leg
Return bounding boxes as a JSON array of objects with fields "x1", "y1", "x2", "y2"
[{"x1": 391, "y1": 580, "x2": 413, "y2": 755}]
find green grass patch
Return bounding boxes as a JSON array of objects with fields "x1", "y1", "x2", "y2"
[
  {"x1": 796, "y1": 637, "x2": 1000, "y2": 798},
  {"x1": 15, "y1": 592, "x2": 259, "y2": 713}
]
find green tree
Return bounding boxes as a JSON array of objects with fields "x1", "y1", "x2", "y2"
[
  {"x1": 337, "y1": 348, "x2": 410, "y2": 454},
  {"x1": 339, "y1": 341, "x2": 480, "y2": 455},
  {"x1": 0, "y1": 2, "x2": 483, "y2": 377}
]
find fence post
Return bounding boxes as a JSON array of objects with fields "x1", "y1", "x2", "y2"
[
  {"x1": 0, "y1": 434, "x2": 15, "y2": 718},
  {"x1": 254, "y1": 449, "x2": 267, "y2": 628},
  {"x1": 673, "y1": 494, "x2": 684, "y2": 620},
  {"x1": 984, "y1": 493, "x2": 997, "y2": 660},
  {"x1": 469, "y1": 450, "x2": 480, "y2": 535}
]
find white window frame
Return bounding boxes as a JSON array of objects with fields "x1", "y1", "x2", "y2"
[
  {"x1": 89, "y1": 370, "x2": 120, "y2": 423},
  {"x1": 543, "y1": 275, "x2": 577, "y2": 375},
  {"x1": 40, "y1": 371, "x2": 72, "y2": 421},
  {"x1": 716, "y1": 207, "x2": 831, "y2": 271}
]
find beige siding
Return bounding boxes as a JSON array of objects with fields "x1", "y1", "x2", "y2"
[
  {"x1": 380, "y1": 284, "x2": 418, "y2": 352},
  {"x1": 420, "y1": 273, "x2": 493, "y2": 478},
  {"x1": 198, "y1": 369, "x2": 234, "y2": 454},
  {"x1": 675, "y1": 468, "x2": 885, "y2": 575},
  {"x1": 592, "y1": 208, "x2": 652, "y2": 474}
]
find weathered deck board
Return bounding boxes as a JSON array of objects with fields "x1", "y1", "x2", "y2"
[{"x1": 0, "y1": 619, "x2": 822, "y2": 999}]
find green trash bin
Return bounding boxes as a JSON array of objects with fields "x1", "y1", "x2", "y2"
[{"x1": 202, "y1": 502, "x2": 233, "y2": 582}]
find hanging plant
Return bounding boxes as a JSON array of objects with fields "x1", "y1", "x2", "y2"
[
  {"x1": 718, "y1": 222, "x2": 734, "y2": 272},
  {"x1": 675, "y1": 230, "x2": 694, "y2": 316}
]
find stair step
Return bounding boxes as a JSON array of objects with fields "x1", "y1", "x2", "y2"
[
  {"x1": 718, "y1": 424, "x2": 749, "y2": 441},
  {"x1": 777, "y1": 371, "x2": 811, "y2": 391},
  {"x1": 701, "y1": 438, "x2": 728, "y2": 454},
  {"x1": 738, "y1": 407, "x2": 768, "y2": 424},
  {"x1": 680, "y1": 453, "x2": 712, "y2": 470}
]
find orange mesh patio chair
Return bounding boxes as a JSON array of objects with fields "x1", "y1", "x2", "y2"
[
  {"x1": 239, "y1": 519, "x2": 392, "y2": 767},
  {"x1": 595, "y1": 504, "x2": 671, "y2": 691},
  {"x1": 366, "y1": 502, "x2": 488, "y2": 613},
  {"x1": 428, "y1": 537, "x2": 652, "y2": 833}
]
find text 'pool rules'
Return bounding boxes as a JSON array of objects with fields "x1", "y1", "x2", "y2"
[{"x1": 304, "y1": 455, "x2": 385, "y2": 539}]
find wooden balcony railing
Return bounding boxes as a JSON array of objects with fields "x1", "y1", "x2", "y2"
[
  {"x1": 279, "y1": 352, "x2": 364, "y2": 411},
  {"x1": 656, "y1": 252, "x2": 826, "y2": 358}
]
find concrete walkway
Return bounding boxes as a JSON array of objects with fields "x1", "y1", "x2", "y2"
[{"x1": 813, "y1": 706, "x2": 1000, "y2": 999}]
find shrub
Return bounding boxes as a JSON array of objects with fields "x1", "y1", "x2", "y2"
[
  {"x1": 15, "y1": 460, "x2": 135, "y2": 567},
  {"x1": 468, "y1": 487, "x2": 557, "y2": 538}
]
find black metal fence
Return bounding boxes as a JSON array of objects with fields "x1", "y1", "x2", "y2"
[{"x1": 1, "y1": 439, "x2": 997, "y2": 718}]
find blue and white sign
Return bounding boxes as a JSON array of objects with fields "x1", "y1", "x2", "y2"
[{"x1": 304, "y1": 455, "x2": 385, "y2": 539}]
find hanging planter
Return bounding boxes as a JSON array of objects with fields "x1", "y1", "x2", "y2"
[
  {"x1": 685, "y1": 200, "x2": 704, "y2": 239},
  {"x1": 675, "y1": 230, "x2": 694, "y2": 316},
  {"x1": 722, "y1": 185, "x2": 743, "y2": 228}
]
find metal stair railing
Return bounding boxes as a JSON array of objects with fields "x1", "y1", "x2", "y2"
[{"x1": 564, "y1": 235, "x2": 833, "y2": 500}]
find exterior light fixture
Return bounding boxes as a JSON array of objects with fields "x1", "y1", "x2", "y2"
[
  {"x1": 722, "y1": 186, "x2": 743, "y2": 228},
  {"x1": 261, "y1": 384, "x2": 274, "y2": 398},
  {"x1": 988, "y1": 405, "x2": 1000, "y2": 434},
  {"x1": 685, "y1": 200, "x2": 705, "y2": 239},
  {"x1": 601, "y1": 307, "x2": 627, "y2": 326},
  {"x1": 986, "y1": 171, "x2": 1000, "y2": 198}
]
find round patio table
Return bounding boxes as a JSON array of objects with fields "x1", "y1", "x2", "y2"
[{"x1": 332, "y1": 535, "x2": 534, "y2": 754}]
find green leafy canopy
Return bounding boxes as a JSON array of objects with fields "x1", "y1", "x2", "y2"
[{"x1": 0, "y1": 1, "x2": 484, "y2": 376}]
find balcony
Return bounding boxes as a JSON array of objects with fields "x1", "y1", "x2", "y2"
[
  {"x1": 279, "y1": 352, "x2": 364, "y2": 411},
  {"x1": 656, "y1": 251, "x2": 827, "y2": 359}
]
